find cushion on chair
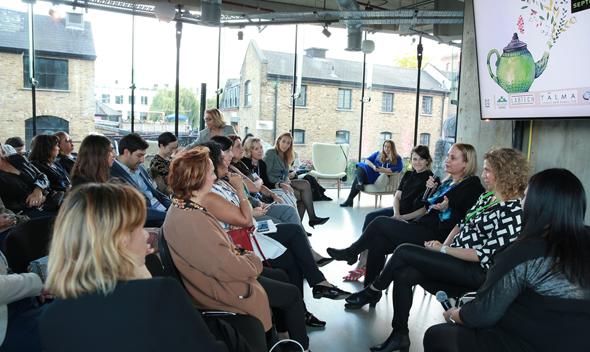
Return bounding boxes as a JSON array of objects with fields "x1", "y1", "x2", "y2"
[{"x1": 309, "y1": 170, "x2": 346, "y2": 179}]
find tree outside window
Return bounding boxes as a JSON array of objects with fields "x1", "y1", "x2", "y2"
[
  {"x1": 422, "y1": 96, "x2": 433, "y2": 115},
  {"x1": 338, "y1": 89, "x2": 352, "y2": 110},
  {"x1": 382, "y1": 93, "x2": 394, "y2": 112}
]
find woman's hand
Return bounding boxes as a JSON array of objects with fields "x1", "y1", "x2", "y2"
[
  {"x1": 431, "y1": 196, "x2": 450, "y2": 213},
  {"x1": 26, "y1": 187, "x2": 45, "y2": 208},
  {"x1": 252, "y1": 208, "x2": 268, "y2": 217},
  {"x1": 0, "y1": 214, "x2": 16, "y2": 229},
  {"x1": 280, "y1": 183, "x2": 294, "y2": 195},
  {"x1": 289, "y1": 171, "x2": 296, "y2": 179},
  {"x1": 270, "y1": 192, "x2": 285, "y2": 204},
  {"x1": 426, "y1": 176, "x2": 439, "y2": 189},
  {"x1": 391, "y1": 214, "x2": 404, "y2": 221},
  {"x1": 227, "y1": 173, "x2": 244, "y2": 189},
  {"x1": 282, "y1": 178, "x2": 292, "y2": 185},
  {"x1": 424, "y1": 240, "x2": 443, "y2": 252},
  {"x1": 443, "y1": 307, "x2": 459, "y2": 324}
]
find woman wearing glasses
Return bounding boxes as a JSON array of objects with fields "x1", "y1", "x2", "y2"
[{"x1": 187, "y1": 109, "x2": 236, "y2": 147}]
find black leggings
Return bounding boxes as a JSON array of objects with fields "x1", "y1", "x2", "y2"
[
  {"x1": 266, "y1": 224, "x2": 326, "y2": 297},
  {"x1": 348, "y1": 216, "x2": 438, "y2": 286},
  {"x1": 345, "y1": 166, "x2": 370, "y2": 201},
  {"x1": 423, "y1": 323, "x2": 479, "y2": 352},
  {"x1": 371, "y1": 244, "x2": 486, "y2": 332}
]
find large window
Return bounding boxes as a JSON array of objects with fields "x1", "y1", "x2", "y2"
[
  {"x1": 422, "y1": 96, "x2": 433, "y2": 115},
  {"x1": 420, "y1": 133, "x2": 431, "y2": 147},
  {"x1": 139, "y1": 112, "x2": 147, "y2": 121},
  {"x1": 244, "y1": 81, "x2": 252, "y2": 107},
  {"x1": 23, "y1": 56, "x2": 69, "y2": 90},
  {"x1": 115, "y1": 95, "x2": 124, "y2": 104},
  {"x1": 338, "y1": 88, "x2": 352, "y2": 110},
  {"x1": 336, "y1": 130, "x2": 350, "y2": 144},
  {"x1": 291, "y1": 84, "x2": 307, "y2": 107},
  {"x1": 293, "y1": 129, "x2": 305, "y2": 144},
  {"x1": 382, "y1": 92, "x2": 394, "y2": 112},
  {"x1": 141, "y1": 96, "x2": 148, "y2": 105},
  {"x1": 101, "y1": 94, "x2": 110, "y2": 104}
]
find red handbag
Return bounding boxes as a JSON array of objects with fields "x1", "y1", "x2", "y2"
[{"x1": 227, "y1": 226, "x2": 272, "y2": 268}]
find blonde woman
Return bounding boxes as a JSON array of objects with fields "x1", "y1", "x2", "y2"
[
  {"x1": 340, "y1": 139, "x2": 403, "y2": 207},
  {"x1": 40, "y1": 184, "x2": 230, "y2": 352},
  {"x1": 263, "y1": 132, "x2": 329, "y2": 228},
  {"x1": 188, "y1": 108, "x2": 236, "y2": 147}
]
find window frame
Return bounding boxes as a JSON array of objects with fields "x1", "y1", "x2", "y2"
[
  {"x1": 420, "y1": 133, "x2": 431, "y2": 147},
  {"x1": 244, "y1": 81, "x2": 252, "y2": 107},
  {"x1": 115, "y1": 95, "x2": 124, "y2": 104},
  {"x1": 293, "y1": 129, "x2": 305, "y2": 144},
  {"x1": 379, "y1": 132, "x2": 392, "y2": 146},
  {"x1": 421, "y1": 96, "x2": 433, "y2": 115},
  {"x1": 337, "y1": 88, "x2": 352, "y2": 110},
  {"x1": 101, "y1": 94, "x2": 110, "y2": 104},
  {"x1": 382, "y1": 92, "x2": 394, "y2": 112},
  {"x1": 23, "y1": 56, "x2": 69, "y2": 91},
  {"x1": 291, "y1": 84, "x2": 307, "y2": 107},
  {"x1": 141, "y1": 96, "x2": 148, "y2": 105}
]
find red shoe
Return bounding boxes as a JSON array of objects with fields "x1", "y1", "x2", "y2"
[{"x1": 343, "y1": 265, "x2": 366, "y2": 281}]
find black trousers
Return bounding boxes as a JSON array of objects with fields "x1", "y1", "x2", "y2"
[
  {"x1": 257, "y1": 274, "x2": 309, "y2": 350},
  {"x1": 266, "y1": 223, "x2": 326, "y2": 297},
  {"x1": 348, "y1": 216, "x2": 438, "y2": 285},
  {"x1": 423, "y1": 323, "x2": 479, "y2": 352},
  {"x1": 345, "y1": 166, "x2": 370, "y2": 201},
  {"x1": 371, "y1": 244, "x2": 486, "y2": 333}
]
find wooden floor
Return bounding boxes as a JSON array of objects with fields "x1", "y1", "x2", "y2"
[{"x1": 300, "y1": 189, "x2": 444, "y2": 352}]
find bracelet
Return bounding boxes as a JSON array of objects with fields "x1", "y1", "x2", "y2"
[
  {"x1": 239, "y1": 198, "x2": 248, "y2": 204},
  {"x1": 440, "y1": 245, "x2": 448, "y2": 254},
  {"x1": 449, "y1": 310, "x2": 457, "y2": 324}
]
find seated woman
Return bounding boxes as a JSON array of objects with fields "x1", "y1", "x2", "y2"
[
  {"x1": 148, "y1": 132, "x2": 178, "y2": 197},
  {"x1": 0, "y1": 142, "x2": 56, "y2": 218},
  {"x1": 201, "y1": 139, "x2": 349, "y2": 327},
  {"x1": 53, "y1": 131, "x2": 76, "y2": 176},
  {"x1": 163, "y1": 147, "x2": 311, "y2": 351},
  {"x1": 0, "y1": 248, "x2": 45, "y2": 352},
  {"x1": 424, "y1": 168, "x2": 590, "y2": 352},
  {"x1": 340, "y1": 139, "x2": 403, "y2": 207},
  {"x1": 328, "y1": 143, "x2": 485, "y2": 287},
  {"x1": 28, "y1": 134, "x2": 71, "y2": 193},
  {"x1": 345, "y1": 145, "x2": 434, "y2": 281},
  {"x1": 69, "y1": 134, "x2": 117, "y2": 188},
  {"x1": 40, "y1": 183, "x2": 232, "y2": 352},
  {"x1": 345, "y1": 148, "x2": 529, "y2": 352},
  {"x1": 186, "y1": 108, "x2": 236, "y2": 148}
]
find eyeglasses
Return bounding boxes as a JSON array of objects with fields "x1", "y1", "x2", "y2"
[
  {"x1": 205, "y1": 118, "x2": 214, "y2": 122},
  {"x1": 63, "y1": 138, "x2": 72, "y2": 143}
]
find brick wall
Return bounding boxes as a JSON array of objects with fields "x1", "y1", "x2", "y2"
[{"x1": 0, "y1": 52, "x2": 96, "y2": 144}]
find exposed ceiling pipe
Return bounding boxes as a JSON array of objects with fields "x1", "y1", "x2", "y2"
[
  {"x1": 334, "y1": 0, "x2": 362, "y2": 51},
  {"x1": 201, "y1": 0, "x2": 222, "y2": 26}
]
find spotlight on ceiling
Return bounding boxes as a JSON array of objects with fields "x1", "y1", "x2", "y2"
[
  {"x1": 237, "y1": 31, "x2": 244, "y2": 40},
  {"x1": 154, "y1": 2, "x2": 177, "y2": 23},
  {"x1": 49, "y1": 9, "x2": 61, "y2": 19},
  {"x1": 362, "y1": 40, "x2": 375, "y2": 54},
  {"x1": 322, "y1": 25, "x2": 331, "y2": 38}
]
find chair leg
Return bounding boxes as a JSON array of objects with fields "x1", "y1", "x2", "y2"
[
  {"x1": 337, "y1": 179, "x2": 341, "y2": 198},
  {"x1": 374, "y1": 196, "x2": 378, "y2": 208}
]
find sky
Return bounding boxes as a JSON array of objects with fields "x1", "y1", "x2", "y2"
[{"x1": 3, "y1": 0, "x2": 460, "y2": 97}]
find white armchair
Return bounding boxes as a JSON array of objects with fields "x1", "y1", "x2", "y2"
[
  {"x1": 309, "y1": 143, "x2": 349, "y2": 198},
  {"x1": 360, "y1": 172, "x2": 402, "y2": 208}
]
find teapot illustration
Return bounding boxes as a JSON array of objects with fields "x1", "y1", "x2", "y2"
[{"x1": 487, "y1": 33, "x2": 550, "y2": 94}]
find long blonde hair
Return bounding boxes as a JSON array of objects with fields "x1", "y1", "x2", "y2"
[
  {"x1": 274, "y1": 132, "x2": 295, "y2": 167},
  {"x1": 46, "y1": 183, "x2": 147, "y2": 298},
  {"x1": 378, "y1": 140, "x2": 398, "y2": 166}
]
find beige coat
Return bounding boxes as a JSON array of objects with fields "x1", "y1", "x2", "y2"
[{"x1": 163, "y1": 205, "x2": 272, "y2": 331}]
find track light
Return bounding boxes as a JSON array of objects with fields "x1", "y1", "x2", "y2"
[
  {"x1": 49, "y1": 9, "x2": 61, "y2": 19},
  {"x1": 238, "y1": 31, "x2": 244, "y2": 40},
  {"x1": 322, "y1": 25, "x2": 331, "y2": 38},
  {"x1": 154, "y1": 2, "x2": 177, "y2": 23}
]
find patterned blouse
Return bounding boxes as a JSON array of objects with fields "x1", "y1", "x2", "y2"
[
  {"x1": 451, "y1": 194, "x2": 522, "y2": 271},
  {"x1": 148, "y1": 154, "x2": 172, "y2": 197},
  {"x1": 210, "y1": 180, "x2": 255, "y2": 231}
]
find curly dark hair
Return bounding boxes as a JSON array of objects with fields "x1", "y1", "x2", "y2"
[
  {"x1": 483, "y1": 148, "x2": 530, "y2": 200},
  {"x1": 198, "y1": 141, "x2": 224, "y2": 178}
]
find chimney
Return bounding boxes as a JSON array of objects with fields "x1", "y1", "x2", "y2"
[{"x1": 304, "y1": 47, "x2": 328, "y2": 59}]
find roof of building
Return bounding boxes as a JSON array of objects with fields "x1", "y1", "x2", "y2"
[
  {"x1": 261, "y1": 47, "x2": 448, "y2": 94},
  {"x1": 95, "y1": 100, "x2": 121, "y2": 117},
  {"x1": 0, "y1": 8, "x2": 96, "y2": 60}
]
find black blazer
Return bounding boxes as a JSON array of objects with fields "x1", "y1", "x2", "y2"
[{"x1": 40, "y1": 277, "x2": 229, "y2": 352}]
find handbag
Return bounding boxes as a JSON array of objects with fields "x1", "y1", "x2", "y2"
[
  {"x1": 227, "y1": 226, "x2": 280, "y2": 268},
  {"x1": 28, "y1": 255, "x2": 49, "y2": 284}
]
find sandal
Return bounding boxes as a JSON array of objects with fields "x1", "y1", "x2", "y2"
[{"x1": 343, "y1": 265, "x2": 366, "y2": 281}]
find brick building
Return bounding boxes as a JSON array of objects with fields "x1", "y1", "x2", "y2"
[
  {"x1": 223, "y1": 40, "x2": 450, "y2": 160},
  {"x1": 0, "y1": 8, "x2": 96, "y2": 146}
]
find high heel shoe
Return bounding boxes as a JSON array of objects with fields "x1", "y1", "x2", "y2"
[
  {"x1": 344, "y1": 286, "x2": 382, "y2": 309},
  {"x1": 370, "y1": 331, "x2": 410, "y2": 352},
  {"x1": 343, "y1": 265, "x2": 366, "y2": 281},
  {"x1": 308, "y1": 217, "x2": 329, "y2": 228},
  {"x1": 326, "y1": 247, "x2": 358, "y2": 265}
]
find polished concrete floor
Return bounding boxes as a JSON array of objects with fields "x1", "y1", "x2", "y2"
[{"x1": 300, "y1": 188, "x2": 444, "y2": 352}]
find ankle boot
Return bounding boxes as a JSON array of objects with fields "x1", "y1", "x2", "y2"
[
  {"x1": 326, "y1": 247, "x2": 358, "y2": 265},
  {"x1": 370, "y1": 330, "x2": 410, "y2": 352},
  {"x1": 344, "y1": 286, "x2": 382, "y2": 309},
  {"x1": 339, "y1": 198, "x2": 353, "y2": 207}
]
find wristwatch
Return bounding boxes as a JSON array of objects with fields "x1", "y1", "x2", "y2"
[
  {"x1": 449, "y1": 310, "x2": 457, "y2": 324},
  {"x1": 440, "y1": 245, "x2": 448, "y2": 254}
]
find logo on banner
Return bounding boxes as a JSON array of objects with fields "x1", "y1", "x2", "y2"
[
  {"x1": 511, "y1": 94, "x2": 535, "y2": 106},
  {"x1": 540, "y1": 91, "x2": 578, "y2": 105},
  {"x1": 497, "y1": 96, "x2": 508, "y2": 109},
  {"x1": 583, "y1": 92, "x2": 590, "y2": 101}
]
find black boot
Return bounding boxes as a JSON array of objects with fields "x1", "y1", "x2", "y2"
[
  {"x1": 326, "y1": 247, "x2": 358, "y2": 265},
  {"x1": 344, "y1": 286, "x2": 382, "y2": 309},
  {"x1": 370, "y1": 331, "x2": 410, "y2": 352},
  {"x1": 339, "y1": 198, "x2": 353, "y2": 207}
]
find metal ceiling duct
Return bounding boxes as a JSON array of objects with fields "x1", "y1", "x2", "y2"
[
  {"x1": 334, "y1": 0, "x2": 362, "y2": 51},
  {"x1": 201, "y1": 0, "x2": 222, "y2": 26}
]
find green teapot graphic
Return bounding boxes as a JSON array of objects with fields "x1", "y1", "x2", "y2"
[{"x1": 487, "y1": 33, "x2": 550, "y2": 94}]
